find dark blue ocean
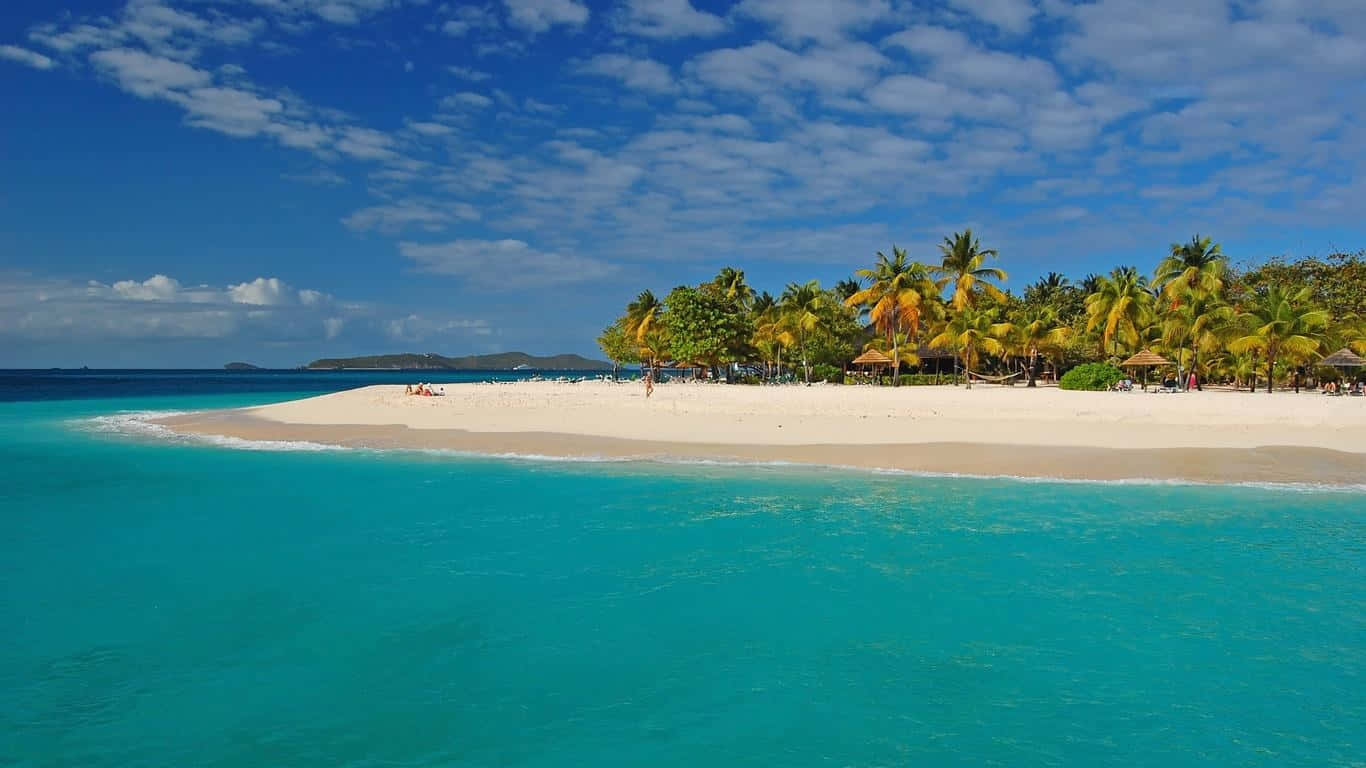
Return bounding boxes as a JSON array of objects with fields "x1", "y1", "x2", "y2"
[{"x1": 1, "y1": 370, "x2": 1362, "y2": 766}]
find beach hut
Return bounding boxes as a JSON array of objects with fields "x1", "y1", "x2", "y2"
[
  {"x1": 1121, "y1": 349, "x2": 1170, "y2": 391},
  {"x1": 850, "y1": 349, "x2": 893, "y2": 383},
  {"x1": 1320, "y1": 348, "x2": 1365, "y2": 388},
  {"x1": 1321, "y1": 347, "x2": 1365, "y2": 371}
]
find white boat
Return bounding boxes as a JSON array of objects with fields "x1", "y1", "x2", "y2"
[{"x1": 512, "y1": 364, "x2": 533, "y2": 371}]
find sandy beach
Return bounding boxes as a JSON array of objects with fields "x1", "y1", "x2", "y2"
[{"x1": 155, "y1": 381, "x2": 1366, "y2": 485}]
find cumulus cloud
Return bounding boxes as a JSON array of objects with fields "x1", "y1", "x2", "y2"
[
  {"x1": 735, "y1": 0, "x2": 891, "y2": 44},
  {"x1": 502, "y1": 0, "x2": 588, "y2": 33},
  {"x1": 617, "y1": 0, "x2": 726, "y2": 38},
  {"x1": 399, "y1": 239, "x2": 617, "y2": 286},
  {"x1": 577, "y1": 54, "x2": 675, "y2": 93},
  {"x1": 0, "y1": 272, "x2": 350, "y2": 343},
  {"x1": 0, "y1": 44, "x2": 56, "y2": 69}
]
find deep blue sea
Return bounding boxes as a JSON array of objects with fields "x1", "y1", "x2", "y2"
[{"x1": 1, "y1": 370, "x2": 1363, "y2": 767}]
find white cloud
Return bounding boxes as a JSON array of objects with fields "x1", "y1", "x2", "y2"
[
  {"x1": 227, "y1": 277, "x2": 292, "y2": 305},
  {"x1": 441, "y1": 5, "x2": 499, "y2": 36},
  {"x1": 735, "y1": 0, "x2": 891, "y2": 44},
  {"x1": 110, "y1": 274, "x2": 184, "y2": 301},
  {"x1": 175, "y1": 86, "x2": 284, "y2": 137},
  {"x1": 502, "y1": 0, "x2": 589, "y2": 33},
  {"x1": 945, "y1": 0, "x2": 1038, "y2": 35},
  {"x1": 334, "y1": 126, "x2": 397, "y2": 159},
  {"x1": 688, "y1": 41, "x2": 888, "y2": 96},
  {"x1": 385, "y1": 313, "x2": 491, "y2": 341},
  {"x1": 446, "y1": 65, "x2": 492, "y2": 81},
  {"x1": 89, "y1": 48, "x2": 211, "y2": 98},
  {"x1": 578, "y1": 54, "x2": 675, "y2": 93},
  {"x1": 617, "y1": 0, "x2": 726, "y2": 38},
  {"x1": 342, "y1": 201, "x2": 480, "y2": 233},
  {"x1": 441, "y1": 91, "x2": 494, "y2": 109},
  {"x1": 0, "y1": 44, "x2": 56, "y2": 70},
  {"x1": 399, "y1": 239, "x2": 616, "y2": 286}
]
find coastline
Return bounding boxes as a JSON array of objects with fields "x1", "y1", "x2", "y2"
[{"x1": 152, "y1": 382, "x2": 1366, "y2": 486}]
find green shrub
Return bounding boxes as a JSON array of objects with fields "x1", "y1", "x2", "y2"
[
  {"x1": 809, "y1": 363, "x2": 843, "y2": 383},
  {"x1": 1059, "y1": 362, "x2": 1125, "y2": 391}
]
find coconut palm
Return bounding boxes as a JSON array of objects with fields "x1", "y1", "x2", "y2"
[
  {"x1": 1085, "y1": 266, "x2": 1154, "y2": 357},
  {"x1": 711, "y1": 267, "x2": 754, "y2": 309},
  {"x1": 1156, "y1": 235, "x2": 1225, "y2": 299},
  {"x1": 1229, "y1": 286, "x2": 1330, "y2": 393},
  {"x1": 928, "y1": 306, "x2": 1009, "y2": 389},
  {"x1": 1159, "y1": 293, "x2": 1234, "y2": 390},
  {"x1": 625, "y1": 289, "x2": 664, "y2": 367},
  {"x1": 844, "y1": 246, "x2": 937, "y2": 386},
  {"x1": 1002, "y1": 306, "x2": 1072, "y2": 387},
  {"x1": 833, "y1": 277, "x2": 862, "y2": 302},
  {"x1": 753, "y1": 310, "x2": 794, "y2": 382},
  {"x1": 933, "y1": 229, "x2": 1007, "y2": 310},
  {"x1": 780, "y1": 280, "x2": 828, "y2": 383}
]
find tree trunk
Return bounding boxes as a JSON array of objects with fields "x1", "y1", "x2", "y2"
[
  {"x1": 964, "y1": 350, "x2": 973, "y2": 390},
  {"x1": 1266, "y1": 347, "x2": 1276, "y2": 394},
  {"x1": 1027, "y1": 348, "x2": 1038, "y2": 387},
  {"x1": 892, "y1": 337, "x2": 900, "y2": 387}
]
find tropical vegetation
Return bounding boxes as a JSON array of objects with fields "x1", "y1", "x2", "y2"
[{"x1": 597, "y1": 237, "x2": 1366, "y2": 392}]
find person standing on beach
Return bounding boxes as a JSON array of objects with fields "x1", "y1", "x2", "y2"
[{"x1": 644, "y1": 370, "x2": 654, "y2": 398}]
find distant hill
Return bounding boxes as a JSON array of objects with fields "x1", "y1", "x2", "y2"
[
  {"x1": 305, "y1": 352, "x2": 612, "y2": 371},
  {"x1": 224, "y1": 362, "x2": 263, "y2": 370}
]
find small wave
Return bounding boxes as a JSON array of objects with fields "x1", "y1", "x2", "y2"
[
  {"x1": 74, "y1": 411, "x2": 346, "y2": 453},
  {"x1": 73, "y1": 412, "x2": 1366, "y2": 494}
]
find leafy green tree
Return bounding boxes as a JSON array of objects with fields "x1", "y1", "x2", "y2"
[
  {"x1": 1230, "y1": 251, "x2": 1366, "y2": 320},
  {"x1": 664, "y1": 286, "x2": 753, "y2": 378},
  {"x1": 1023, "y1": 272, "x2": 1086, "y2": 323},
  {"x1": 1085, "y1": 266, "x2": 1154, "y2": 357},
  {"x1": 928, "y1": 306, "x2": 1009, "y2": 389},
  {"x1": 1229, "y1": 286, "x2": 1330, "y2": 393},
  {"x1": 933, "y1": 229, "x2": 1007, "y2": 310},
  {"x1": 845, "y1": 246, "x2": 938, "y2": 386},
  {"x1": 596, "y1": 320, "x2": 640, "y2": 379}
]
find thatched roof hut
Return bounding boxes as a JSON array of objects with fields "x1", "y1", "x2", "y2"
[
  {"x1": 851, "y1": 349, "x2": 893, "y2": 366},
  {"x1": 1321, "y1": 348, "x2": 1366, "y2": 369},
  {"x1": 1121, "y1": 349, "x2": 1170, "y2": 367}
]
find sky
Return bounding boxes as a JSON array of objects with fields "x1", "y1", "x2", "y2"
[{"x1": 2, "y1": 0, "x2": 1365, "y2": 367}]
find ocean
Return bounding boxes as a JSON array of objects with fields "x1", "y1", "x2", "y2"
[{"x1": 1, "y1": 370, "x2": 1362, "y2": 766}]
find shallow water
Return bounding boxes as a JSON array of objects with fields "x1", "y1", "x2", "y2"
[{"x1": 1, "y1": 375, "x2": 1363, "y2": 766}]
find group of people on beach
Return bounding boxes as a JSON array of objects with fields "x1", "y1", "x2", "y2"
[
  {"x1": 404, "y1": 383, "x2": 443, "y2": 397},
  {"x1": 1322, "y1": 380, "x2": 1365, "y2": 396}
]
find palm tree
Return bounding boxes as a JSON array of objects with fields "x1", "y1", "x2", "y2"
[
  {"x1": 833, "y1": 277, "x2": 861, "y2": 302},
  {"x1": 845, "y1": 246, "x2": 936, "y2": 386},
  {"x1": 1159, "y1": 293, "x2": 1234, "y2": 390},
  {"x1": 751, "y1": 290, "x2": 776, "y2": 317},
  {"x1": 753, "y1": 310, "x2": 794, "y2": 382},
  {"x1": 1003, "y1": 306, "x2": 1071, "y2": 387},
  {"x1": 711, "y1": 267, "x2": 754, "y2": 309},
  {"x1": 1085, "y1": 266, "x2": 1154, "y2": 357},
  {"x1": 928, "y1": 306, "x2": 1009, "y2": 389},
  {"x1": 1156, "y1": 235, "x2": 1225, "y2": 299},
  {"x1": 780, "y1": 280, "x2": 827, "y2": 383},
  {"x1": 933, "y1": 229, "x2": 1007, "y2": 310},
  {"x1": 624, "y1": 289, "x2": 664, "y2": 371},
  {"x1": 1229, "y1": 286, "x2": 1329, "y2": 393}
]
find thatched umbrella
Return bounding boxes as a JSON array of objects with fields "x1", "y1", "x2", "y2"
[
  {"x1": 1321, "y1": 348, "x2": 1365, "y2": 370},
  {"x1": 1121, "y1": 349, "x2": 1170, "y2": 390},
  {"x1": 851, "y1": 349, "x2": 892, "y2": 382},
  {"x1": 1321, "y1": 348, "x2": 1365, "y2": 388}
]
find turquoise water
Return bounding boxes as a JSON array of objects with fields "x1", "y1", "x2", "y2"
[{"x1": 2, "y1": 387, "x2": 1364, "y2": 766}]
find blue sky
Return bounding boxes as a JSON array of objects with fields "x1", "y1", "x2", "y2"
[{"x1": 2, "y1": 0, "x2": 1364, "y2": 367}]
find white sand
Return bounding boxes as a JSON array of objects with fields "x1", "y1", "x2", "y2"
[{"x1": 236, "y1": 381, "x2": 1366, "y2": 452}]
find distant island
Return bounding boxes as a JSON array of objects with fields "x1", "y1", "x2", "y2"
[
  {"x1": 224, "y1": 362, "x2": 263, "y2": 370},
  {"x1": 305, "y1": 352, "x2": 612, "y2": 371}
]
